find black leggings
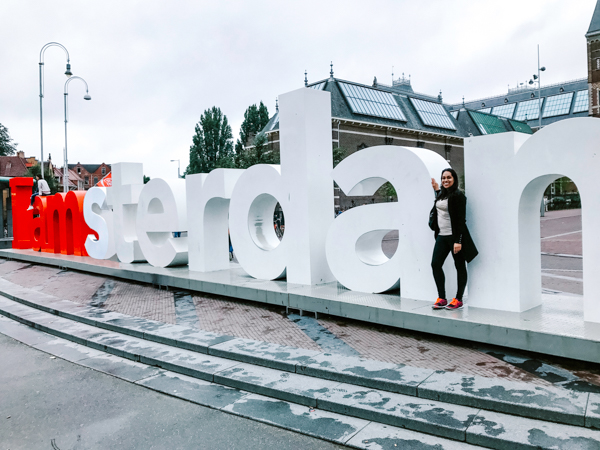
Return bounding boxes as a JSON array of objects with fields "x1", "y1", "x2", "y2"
[{"x1": 431, "y1": 235, "x2": 467, "y2": 300}]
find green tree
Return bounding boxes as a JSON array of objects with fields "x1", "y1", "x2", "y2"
[
  {"x1": 234, "y1": 102, "x2": 270, "y2": 167},
  {"x1": 186, "y1": 107, "x2": 235, "y2": 175},
  {"x1": 143, "y1": 175, "x2": 150, "y2": 184},
  {"x1": 333, "y1": 146, "x2": 349, "y2": 168},
  {"x1": 26, "y1": 164, "x2": 59, "y2": 195},
  {"x1": 0, "y1": 123, "x2": 18, "y2": 156},
  {"x1": 238, "y1": 132, "x2": 279, "y2": 168}
]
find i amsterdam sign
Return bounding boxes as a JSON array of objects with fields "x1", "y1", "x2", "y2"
[{"x1": 10, "y1": 88, "x2": 599, "y2": 322}]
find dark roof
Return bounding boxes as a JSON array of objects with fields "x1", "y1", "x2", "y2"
[
  {"x1": 588, "y1": 0, "x2": 600, "y2": 37},
  {"x1": 68, "y1": 163, "x2": 108, "y2": 174},
  {"x1": 451, "y1": 78, "x2": 588, "y2": 128},
  {"x1": 0, "y1": 156, "x2": 29, "y2": 177},
  {"x1": 455, "y1": 109, "x2": 532, "y2": 137},
  {"x1": 267, "y1": 78, "x2": 465, "y2": 138}
]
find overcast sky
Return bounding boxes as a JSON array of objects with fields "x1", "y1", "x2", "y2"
[{"x1": 1, "y1": 0, "x2": 597, "y2": 179}]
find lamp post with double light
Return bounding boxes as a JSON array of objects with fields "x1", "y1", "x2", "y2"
[
  {"x1": 39, "y1": 42, "x2": 73, "y2": 180},
  {"x1": 528, "y1": 45, "x2": 546, "y2": 131},
  {"x1": 63, "y1": 76, "x2": 91, "y2": 192}
]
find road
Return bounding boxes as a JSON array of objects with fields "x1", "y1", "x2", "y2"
[{"x1": 0, "y1": 333, "x2": 346, "y2": 450}]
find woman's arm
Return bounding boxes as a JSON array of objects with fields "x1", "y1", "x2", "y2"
[{"x1": 450, "y1": 192, "x2": 467, "y2": 245}]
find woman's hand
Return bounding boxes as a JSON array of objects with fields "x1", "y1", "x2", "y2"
[
  {"x1": 431, "y1": 178, "x2": 439, "y2": 191},
  {"x1": 453, "y1": 243, "x2": 462, "y2": 254}
]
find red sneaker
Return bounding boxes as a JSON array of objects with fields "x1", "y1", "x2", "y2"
[
  {"x1": 445, "y1": 298, "x2": 463, "y2": 310},
  {"x1": 432, "y1": 298, "x2": 447, "y2": 309}
]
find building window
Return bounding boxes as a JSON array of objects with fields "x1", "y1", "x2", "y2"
[
  {"x1": 94, "y1": 177, "x2": 98, "y2": 185},
  {"x1": 77, "y1": 167, "x2": 81, "y2": 174},
  {"x1": 85, "y1": 178, "x2": 89, "y2": 185},
  {"x1": 101, "y1": 167, "x2": 106, "y2": 175},
  {"x1": 416, "y1": 141, "x2": 425, "y2": 148},
  {"x1": 596, "y1": 58, "x2": 600, "y2": 70},
  {"x1": 385, "y1": 137, "x2": 393, "y2": 145}
]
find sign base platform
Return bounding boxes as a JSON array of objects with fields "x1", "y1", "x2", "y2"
[{"x1": 0, "y1": 248, "x2": 597, "y2": 364}]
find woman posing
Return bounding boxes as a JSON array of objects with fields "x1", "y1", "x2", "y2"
[{"x1": 429, "y1": 168, "x2": 478, "y2": 310}]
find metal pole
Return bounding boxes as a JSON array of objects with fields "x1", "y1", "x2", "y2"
[
  {"x1": 39, "y1": 63, "x2": 45, "y2": 179},
  {"x1": 64, "y1": 92, "x2": 69, "y2": 192},
  {"x1": 538, "y1": 45, "x2": 542, "y2": 130},
  {"x1": 38, "y1": 42, "x2": 71, "y2": 180}
]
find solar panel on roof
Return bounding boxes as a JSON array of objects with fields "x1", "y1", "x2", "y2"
[
  {"x1": 409, "y1": 98, "x2": 457, "y2": 130},
  {"x1": 514, "y1": 98, "x2": 542, "y2": 121},
  {"x1": 468, "y1": 111, "x2": 506, "y2": 135},
  {"x1": 491, "y1": 103, "x2": 516, "y2": 119},
  {"x1": 572, "y1": 90, "x2": 589, "y2": 113},
  {"x1": 308, "y1": 82, "x2": 326, "y2": 90},
  {"x1": 338, "y1": 82, "x2": 407, "y2": 121},
  {"x1": 543, "y1": 92, "x2": 574, "y2": 118}
]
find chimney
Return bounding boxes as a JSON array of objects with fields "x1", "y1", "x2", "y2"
[{"x1": 17, "y1": 151, "x2": 24, "y2": 158}]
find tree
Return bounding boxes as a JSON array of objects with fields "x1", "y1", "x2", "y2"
[
  {"x1": 333, "y1": 146, "x2": 349, "y2": 168},
  {"x1": 234, "y1": 102, "x2": 270, "y2": 167},
  {"x1": 0, "y1": 123, "x2": 18, "y2": 156},
  {"x1": 238, "y1": 132, "x2": 279, "y2": 168},
  {"x1": 143, "y1": 175, "x2": 150, "y2": 184},
  {"x1": 186, "y1": 107, "x2": 235, "y2": 175},
  {"x1": 26, "y1": 164, "x2": 59, "y2": 195}
]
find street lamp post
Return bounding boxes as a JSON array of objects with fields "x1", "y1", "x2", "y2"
[
  {"x1": 528, "y1": 45, "x2": 546, "y2": 131},
  {"x1": 63, "y1": 76, "x2": 91, "y2": 192},
  {"x1": 39, "y1": 42, "x2": 73, "y2": 180},
  {"x1": 170, "y1": 159, "x2": 181, "y2": 178}
]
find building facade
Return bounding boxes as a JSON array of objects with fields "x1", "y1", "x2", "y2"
[{"x1": 68, "y1": 163, "x2": 111, "y2": 190}]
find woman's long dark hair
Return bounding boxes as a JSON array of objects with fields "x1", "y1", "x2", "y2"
[{"x1": 437, "y1": 168, "x2": 460, "y2": 201}]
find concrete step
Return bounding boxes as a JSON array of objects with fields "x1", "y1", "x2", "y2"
[
  {"x1": 2, "y1": 311, "x2": 600, "y2": 450},
  {"x1": 0, "y1": 277, "x2": 594, "y2": 431},
  {"x1": 0, "y1": 315, "x2": 488, "y2": 449}
]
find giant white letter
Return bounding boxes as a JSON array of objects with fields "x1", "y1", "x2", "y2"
[{"x1": 136, "y1": 178, "x2": 188, "y2": 267}]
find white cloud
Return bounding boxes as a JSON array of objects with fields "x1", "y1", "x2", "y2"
[{"x1": 1, "y1": 0, "x2": 596, "y2": 178}]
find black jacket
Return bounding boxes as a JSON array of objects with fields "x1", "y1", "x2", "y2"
[{"x1": 430, "y1": 190, "x2": 478, "y2": 263}]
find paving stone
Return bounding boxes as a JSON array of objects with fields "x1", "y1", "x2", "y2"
[
  {"x1": 466, "y1": 409, "x2": 600, "y2": 449},
  {"x1": 138, "y1": 372, "x2": 249, "y2": 409},
  {"x1": 419, "y1": 370, "x2": 588, "y2": 426},
  {"x1": 209, "y1": 338, "x2": 322, "y2": 372},
  {"x1": 316, "y1": 383, "x2": 478, "y2": 441},
  {"x1": 347, "y1": 421, "x2": 482, "y2": 449},
  {"x1": 586, "y1": 393, "x2": 600, "y2": 429},
  {"x1": 143, "y1": 322, "x2": 233, "y2": 352},
  {"x1": 214, "y1": 362, "x2": 340, "y2": 407},
  {"x1": 297, "y1": 352, "x2": 435, "y2": 395},
  {"x1": 0, "y1": 316, "x2": 55, "y2": 346},
  {"x1": 77, "y1": 353, "x2": 165, "y2": 382},
  {"x1": 33, "y1": 338, "x2": 106, "y2": 363},
  {"x1": 222, "y1": 393, "x2": 368, "y2": 444},
  {"x1": 122, "y1": 339, "x2": 241, "y2": 382}
]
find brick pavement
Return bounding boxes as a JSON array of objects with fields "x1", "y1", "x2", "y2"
[
  {"x1": 193, "y1": 295, "x2": 322, "y2": 352},
  {"x1": 104, "y1": 282, "x2": 176, "y2": 324}
]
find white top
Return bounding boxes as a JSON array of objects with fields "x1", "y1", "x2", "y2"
[
  {"x1": 37, "y1": 179, "x2": 51, "y2": 195},
  {"x1": 436, "y1": 198, "x2": 453, "y2": 236}
]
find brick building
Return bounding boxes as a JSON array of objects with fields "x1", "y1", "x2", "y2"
[
  {"x1": 587, "y1": 0, "x2": 600, "y2": 117},
  {"x1": 260, "y1": 1, "x2": 600, "y2": 211},
  {"x1": 68, "y1": 162, "x2": 111, "y2": 190}
]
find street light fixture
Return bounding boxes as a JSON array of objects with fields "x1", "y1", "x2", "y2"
[
  {"x1": 528, "y1": 45, "x2": 546, "y2": 131},
  {"x1": 170, "y1": 159, "x2": 181, "y2": 178},
  {"x1": 63, "y1": 76, "x2": 91, "y2": 192},
  {"x1": 39, "y1": 42, "x2": 72, "y2": 180}
]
